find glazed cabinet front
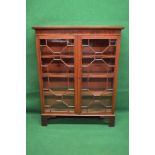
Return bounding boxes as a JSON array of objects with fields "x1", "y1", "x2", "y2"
[
  {"x1": 78, "y1": 35, "x2": 118, "y2": 114},
  {"x1": 37, "y1": 35, "x2": 118, "y2": 115},
  {"x1": 38, "y1": 36, "x2": 77, "y2": 114}
]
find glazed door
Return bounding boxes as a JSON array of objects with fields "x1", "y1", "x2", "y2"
[
  {"x1": 79, "y1": 35, "x2": 118, "y2": 114},
  {"x1": 39, "y1": 36, "x2": 77, "y2": 113}
]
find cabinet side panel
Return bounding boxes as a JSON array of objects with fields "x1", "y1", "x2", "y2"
[{"x1": 35, "y1": 36, "x2": 44, "y2": 113}]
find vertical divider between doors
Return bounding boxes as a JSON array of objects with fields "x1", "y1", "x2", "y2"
[{"x1": 74, "y1": 35, "x2": 82, "y2": 114}]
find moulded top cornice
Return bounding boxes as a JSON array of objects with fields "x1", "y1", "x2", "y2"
[{"x1": 32, "y1": 26, "x2": 125, "y2": 30}]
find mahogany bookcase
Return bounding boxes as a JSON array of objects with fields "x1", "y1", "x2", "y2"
[{"x1": 32, "y1": 26, "x2": 124, "y2": 127}]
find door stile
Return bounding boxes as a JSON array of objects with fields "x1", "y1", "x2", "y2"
[
  {"x1": 112, "y1": 36, "x2": 121, "y2": 113},
  {"x1": 77, "y1": 36, "x2": 82, "y2": 114}
]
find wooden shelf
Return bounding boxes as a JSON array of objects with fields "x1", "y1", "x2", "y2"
[
  {"x1": 83, "y1": 55, "x2": 115, "y2": 58},
  {"x1": 42, "y1": 73, "x2": 114, "y2": 78},
  {"x1": 43, "y1": 89, "x2": 112, "y2": 97},
  {"x1": 41, "y1": 55, "x2": 115, "y2": 59},
  {"x1": 41, "y1": 55, "x2": 74, "y2": 58},
  {"x1": 83, "y1": 73, "x2": 114, "y2": 78},
  {"x1": 43, "y1": 89, "x2": 74, "y2": 96},
  {"x1": 81, "y1": 89, "x2": 113, "y2": 96},
  {"x1": 43, "y1": 73, "x2": 74, "y2": 78}
]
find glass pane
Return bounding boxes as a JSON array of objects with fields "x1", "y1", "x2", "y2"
[
  {"x1": 81, "y1": 39, "x2": 116, "y2": 113},
  {"x1": 40, "y1": 39, "x2": 75, "y2": 112}
]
